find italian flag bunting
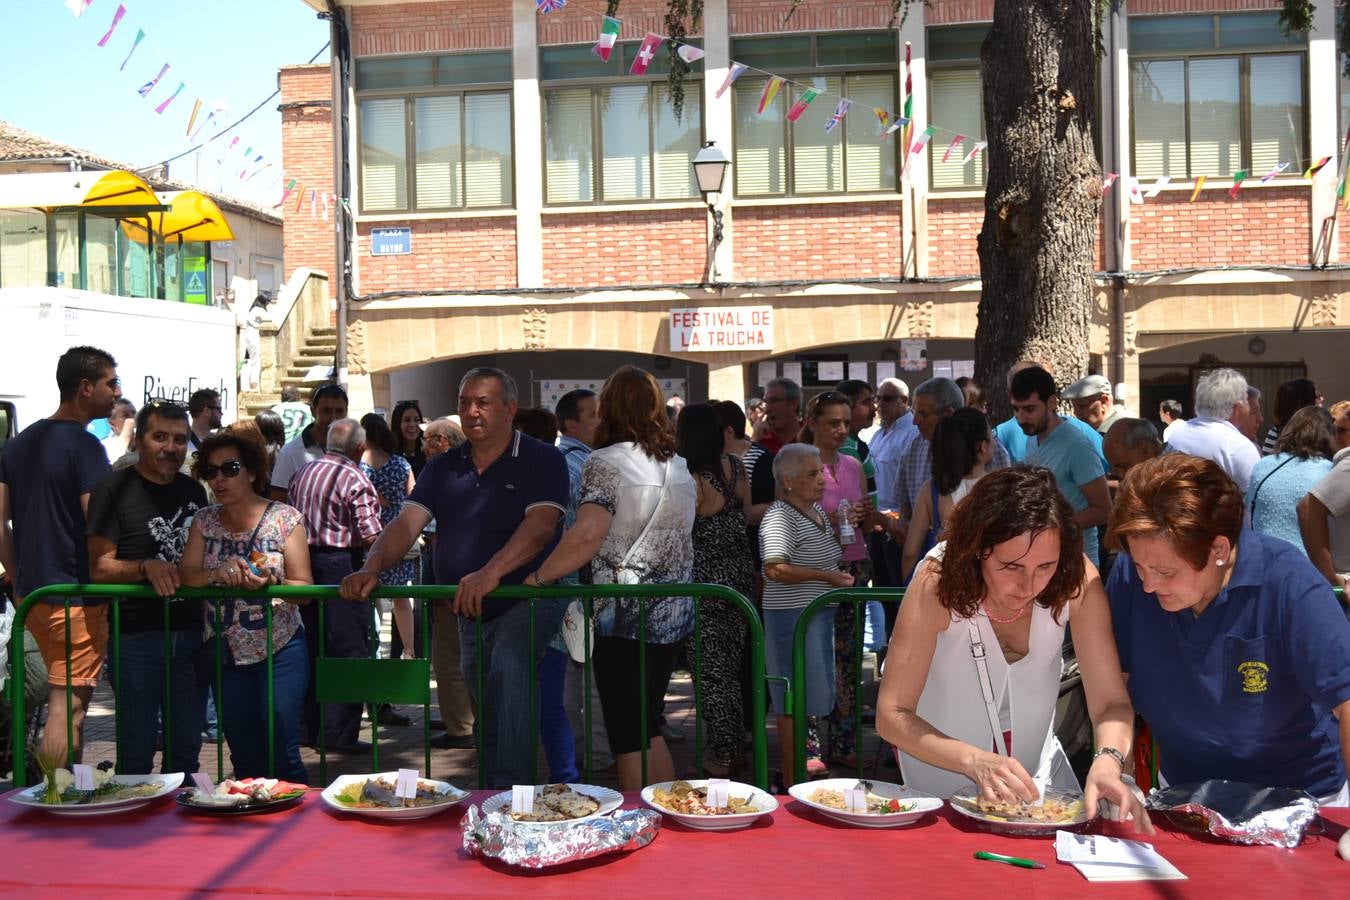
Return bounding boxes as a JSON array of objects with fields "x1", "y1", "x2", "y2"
[{"x1": 592, "y1": 16, "x2": 620, "y2": 62}]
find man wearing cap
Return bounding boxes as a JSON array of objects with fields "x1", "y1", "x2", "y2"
[{"x1": 1063, "y1": 374, "x2": 1124, "y2": 437}]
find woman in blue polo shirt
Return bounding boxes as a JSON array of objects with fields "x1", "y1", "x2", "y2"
[{"x1": 1106, "y1": 454, "x2": 1350, "y2": 804}]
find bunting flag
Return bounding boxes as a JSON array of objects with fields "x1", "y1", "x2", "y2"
[
  {"x1": 758, "y1": 76, "x2": 785, "y2": 115},
  {"x1": 677, "y1": 44, "x2": 705, "y2": 64},
  {"x1": 279, "y1": 178, "x2": 298, "y2": 204},
  {"x1": 902, "y1": 42, "x2": 913, "y2": 150},
  {"x1": 1127, "y1": 177, "x2": 1145, "y2": 205},
  {"x1": 873, "y1": 107, "x2": 890, "y2": 129},
  {"x1": 1260, "y1": 162, "x2": 1289, "y2": 183},
  {"x1": 1144, "y1": 175, "x2": 1171, "y2": 198},
  {"x1": 96, "y1": 4, "x2": 126, "y2": 47},
  {"x1": 118, "y1": 27, "x2": 145, "y2": 70},
  {"x1": 243, "y1": 146, "x2": 253, "y2": 158},
  {"x1": 908, "y1": 125, "x2": 936, "y2": 156},
  {"x1": 190, "y1": 111, "x2": 214, "y2": 141},
  {"x1": 185, "y1": 99, "x2": 203, "y2": 136},
  {"x1": 715, "y1": 63, "x2": 747, "y2": 99},
  {"x1": 785, "y1": 88, "x2": 820, "y2": 123},
  {"x1": 295, "y1": 185, "x2": 307, "y2": 214},
  {"x1": 246, "y1": 163, "x2": 272, "y2": 181},
  {"x1": 321, "y1": 191, "x2": 330, "y2": 221},
  {"x1": 1303, "y1": 156, "x2": 1331, "y2": 179},
  {"x1": 1101, "y1": 173, "x2": 1118, "y2": 191},
  {"x1": 879, "y1": 118, "x2": 907, "y2": 142},
  {"x1": 1189, "y1": 175, "x2": 1207, "y2": 201},
  {"x1": 137, "y1": 63, "x2": 169, "y2": 97},
  {"x1": 65, "y1": 0, "x2": 92, "y2": 18},
  {"x1": 1228, "y1": 170, "x2": 1248, "y2": 199},
  {"x1": 310, "y1": 189, "x2": 318, "y2": 217},
  {"x1": 962, "y1": 140, "x2": 987, "y2": 165},
  {"x1": 824, "y1": 99, "x2": 851, "y2": 134},
  {"x1": 535, "y1": 0, "x2": 567, "y2": 12},
  {"x1": 253, "y1": 154, "x2": 264, "y2": 163},
  {"x1": 154, "y1": 81, "x2": 185, "y2": 114},
  {"x1": 592, "y1": 16, "x2": 620, "y2": 61},
  {"x1": 629, "y1": 33, "x2": 662, "y2": 75},
  {"x1": 941, "y1": 134, "x2": 967, "y2": 163}
]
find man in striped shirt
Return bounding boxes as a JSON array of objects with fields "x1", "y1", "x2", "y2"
[{"x1": 288, "y1": 418, "x2": 383, "y2": 751}]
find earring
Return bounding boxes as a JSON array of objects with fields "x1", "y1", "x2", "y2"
[{"x1": 1216, "y1": 559, "x2": 1225, "y2": 567}]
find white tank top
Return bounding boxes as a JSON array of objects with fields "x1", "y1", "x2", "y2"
[{"x1": 898, "y1": 544, "x2": 1074, "y2": 799}]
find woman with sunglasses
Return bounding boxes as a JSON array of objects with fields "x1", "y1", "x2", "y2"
[
  {"x1": 179, "y1": 424, "x2": 313, "y2": 782},
  {"x1": 389, "y1": 400, "x2": 426, "y2": 478}
]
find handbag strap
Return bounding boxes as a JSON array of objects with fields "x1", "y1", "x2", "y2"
[
  {"x1": 967, "y1": 618, "x2": 1009, "y2": 757},
  {"x1": 618, "y1": 458, "x2": 671, "y2": 571},
  {"x1": 1249, "y1": 454, "x2": 1295, "y2": 520},
  {"x1": 243, "y1": 501, "x2": 276, "y2": 558}
]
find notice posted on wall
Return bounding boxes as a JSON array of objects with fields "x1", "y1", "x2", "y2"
[
  {"x1": 952, "y1": 360, "x2": 975, "y2": 380},
  {"x1": 900, "y1": 339, "x2": 928, "y2": 372},
  {"x1": 932, "y1": 360, "x2": 953, "y2": 380}
]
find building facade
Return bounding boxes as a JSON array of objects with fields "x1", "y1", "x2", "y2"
[{"x1": 285, "y1": 0, "x2": 1350, "y2": 423}]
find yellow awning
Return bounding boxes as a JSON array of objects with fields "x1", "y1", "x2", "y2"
[
  {"x1": 0, "y1": 170, "x2": 160, "y2": 211},
  {"x1": 119, "y1": 191, "x2": 236, "y2": 243}
]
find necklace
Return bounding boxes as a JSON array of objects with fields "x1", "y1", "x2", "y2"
[{"x1": 982, "y1": 599, "x2": 1031, "y2": 624}]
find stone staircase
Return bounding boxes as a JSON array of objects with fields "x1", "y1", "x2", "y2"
[{"x1": 241, "y1": 325, "x2": 337, "y2": 418}]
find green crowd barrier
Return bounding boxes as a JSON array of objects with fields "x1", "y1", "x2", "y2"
[{"x1": 7, "y1": 582, "x2": 769, "y2": 791}]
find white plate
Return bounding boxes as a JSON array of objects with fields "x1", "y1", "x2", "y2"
[
  {"x1": 320, "y1": 773, "x2": 470, "y2": 820},
  {"x1": 9, "y1": 773, "x2": 184, "y2": 816},
  {"x1": 788, "y1": 779, "x2": 942, "y2": 828},
  {"x1": 641, "y1": 780, "x2": 778, "y2": 831},
  {"x1": 481, "y1": 783, "x2": 624, "y2": 825},
  {"x1": 948, "y1": 788, "x2": 1088, "y2": 836}
]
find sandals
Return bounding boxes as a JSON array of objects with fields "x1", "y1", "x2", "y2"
[{"x1": 805, "y1": 758, "x2": 829, "y2": 778}]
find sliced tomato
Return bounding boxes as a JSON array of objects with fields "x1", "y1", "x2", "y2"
[{"x1": 887, "y1": 798, "x2": 902, "y2": 813}]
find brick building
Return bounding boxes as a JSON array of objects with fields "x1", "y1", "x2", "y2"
[{"x1": 285, "y1": 0, "x2": 1350, "y2": 422}]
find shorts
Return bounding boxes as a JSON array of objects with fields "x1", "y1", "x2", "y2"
[
  {"x1": 24, "y1": 602, "x2": 109, "y2": 688},
  {"x1": 764, "y1": 605, "x2": 835, "y2": 717},
  {"x1": 592, "y1": 636, "x2": 683, "y2": 755}
]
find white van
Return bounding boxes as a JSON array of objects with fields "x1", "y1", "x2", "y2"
[{"x1": 0, "y1": 286, "x2": 238, "y2": 445}]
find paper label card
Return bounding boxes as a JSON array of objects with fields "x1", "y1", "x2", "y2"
[
  {"x1": 191, "y1": 773, "x2": 215, "y2": 795},
  {"x1": 844, "y1": 788, "x2": 869, "y2": 813},
  {"x1": 847, "y1": 362, "x2": 869, "y2": 382},
  {"x1": 72, "y1": 764, "x2": 95, "y2": 791},
  {"x1": 706, "y1": 778, "x2": 731, "y2": 809},
  {"x1": 511, "y1": 784, "x2": 535, "y2": 815},
  {"x1": 757, "y1": 361, "x2": 776, "y2": 387},
  {"x1": 817, "y1": 361, "x2": 845, "y2": 382},
  {"x1": 395, "y1": 768, "x2": 419, "y2": 800},
  {"x1": 875, "y1": 361, "x2": 896, "y2": 382}
]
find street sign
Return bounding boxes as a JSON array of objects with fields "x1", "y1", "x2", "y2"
[
  {"x1": 184, "y1": 257, "x2": 207, "y2": 304},
  {"x1": 371, "y1": 227, "x2": 412, "y2": 256}
]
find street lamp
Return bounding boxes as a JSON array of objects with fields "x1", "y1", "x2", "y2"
[{"x1": 692, "y1": 141, "x2": 730, "y2": 282}]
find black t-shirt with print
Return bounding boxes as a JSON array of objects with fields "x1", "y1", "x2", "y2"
[{"x1": 86, "y1": 468, "x2": 208, "y2": 632}]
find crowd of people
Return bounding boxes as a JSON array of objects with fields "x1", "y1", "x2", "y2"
[{"x1": 2, "y1": 345, "x2": 1349, "y2": 825}]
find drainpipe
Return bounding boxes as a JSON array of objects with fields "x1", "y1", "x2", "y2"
[{"x1": 327, "y1": 1, "x2": 352, "y2": 387}]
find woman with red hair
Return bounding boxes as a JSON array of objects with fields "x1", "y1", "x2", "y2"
[{"x1": 1106, "y1": 453, "x2": 1350, "y2": 804}]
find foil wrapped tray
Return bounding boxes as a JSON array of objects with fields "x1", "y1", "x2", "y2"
[
  {"x1": 462, "y1": 804, "x2": 662, "y2": 869},
  {"x1": 1146, "y1": 780, "x2": 1318, "y2": 848}
]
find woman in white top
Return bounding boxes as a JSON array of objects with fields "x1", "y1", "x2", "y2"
[
  {"x1": 901, "y1": 407, "x2": 994, "y2": 582},
  {"x1": 877, "y1": 466, "x2": 1151, "y2": 831},
  {"x1": 525, "y1": 366, "x2": 697, "y2": 791}
]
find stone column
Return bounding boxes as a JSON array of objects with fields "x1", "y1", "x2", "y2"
[{"x1": 512, "y1": 0, "x2": 544, "y2": 287}]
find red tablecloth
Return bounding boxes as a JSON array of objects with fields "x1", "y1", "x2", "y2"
[{"x1": 0, "y1": 788, "x2": 1344, "y2": 897}]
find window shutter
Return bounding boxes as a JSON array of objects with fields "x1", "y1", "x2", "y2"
[
  {"x1": 545, "y1": 88, "x2": 594, "y2": 204},
  {"x1": 1131, "y1": 60, "x2": 1187, "y2": 180},
  {"x1": 601, "y1": 84, "x2": 653, "y2": 201},
  {"x1": 359, "y1": 98, "x2": 408, "y2": 211},
  {"x1": 415, "y1": 96, "x2": 461, "y2": 209},
  {"x1": 844, "y1": 73, "x2": 896, "y2": 191},
  {"x1": 464, "y1": 92, "x2": 513, "y2": 207},
  {"x1": 1248, "y1": 55, "x2": 1303, "y2": 176},
  {"x1": 653, "y1": 85, "x2": 700, "y2": 199},
  {"x1": 791, "y1": 77, "x2": 843, "y2": 194},
  {"x1": 734, "y1": 78, "x2": 786, "y2": 195},
  {"x1": 928, "y1": 69, "x2": 982, "y2": 189},
  {"x1": 1187, "y1": 57, "x2": 1241, "y2": 177}
]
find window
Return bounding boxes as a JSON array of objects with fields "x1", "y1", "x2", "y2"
[
  {"x1": 540, "y1": 42, "x2": 703, "y2": 204},
  {"x1": 356, "y1": 52, "x2": 514, "y2": 213},
  {"x1": 732, "y1": 33, "x2": 898, "y2": 197},
  {"x1": 1129, "y1": 13, "x2": 1306, "y2": 181},
  {"x1": 928, "y1": 25, "x2": 988, "y2": 190}
]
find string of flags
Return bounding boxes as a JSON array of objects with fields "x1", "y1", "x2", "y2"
[
  {"x1": 538, "y1": 0, "x2": 1345, "y2": 204},
  {"x1": 61, "y1": 0, "x2": 275, "y2": 189}
]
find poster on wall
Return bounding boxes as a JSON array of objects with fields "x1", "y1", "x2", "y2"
[
  {"x1": 900, "y1": 339, "x2": 928, "y2": 372},
  {"x1": 952, "y1": 360, "x2": 975, "y2": 380},
  {"x1": 875, "y1": 361, "x2": 897, "y2": 383}
]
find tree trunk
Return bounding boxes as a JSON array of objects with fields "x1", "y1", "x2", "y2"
[{"x1": 974, "y1": 0, "x2": 1100, "y2": 422}]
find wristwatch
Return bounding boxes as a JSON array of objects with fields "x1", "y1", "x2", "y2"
[
  {"x1": 138, "y1": 559, "x2": 149, "y2": 578},
  {"x1": 528, "y1": 572, "x2": 551, "y2": 588},
  {"x1": 1092, "y1": 746, "x2": 1127, "y2": 769}
]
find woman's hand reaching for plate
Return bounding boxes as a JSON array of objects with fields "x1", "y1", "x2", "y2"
[
  {"x1": 965, "y1": 750, "x2": 1039, "y2": 807},
  {"x1": 1085, "y1": 757, "x2": 1154, "y2": 834}
]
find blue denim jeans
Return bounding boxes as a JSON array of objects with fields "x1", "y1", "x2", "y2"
[
  {"x1": 108, "y1": 630, "x2": 206, "y2": 775},
  {"x1": 219, "y1": 633, "x2": 310, "y2": 783},
  {"x1": 459, "y1": 597, "x2": 569, "y2": 788},
  {"x1": 538, "y1": 646, "x2": 578, "y2": 783}
]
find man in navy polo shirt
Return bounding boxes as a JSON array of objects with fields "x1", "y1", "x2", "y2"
[{"x1": 341, "y1": 367, "x2": 569, "y2": 786}]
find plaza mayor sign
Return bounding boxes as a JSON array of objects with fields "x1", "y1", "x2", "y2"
[{"x1": 669, "y1": 306, "x2": 774, "y2": 352}]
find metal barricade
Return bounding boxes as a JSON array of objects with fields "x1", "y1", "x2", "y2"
[{"x1": 7, "y1": 582, "x2": 769, "y2": 790}]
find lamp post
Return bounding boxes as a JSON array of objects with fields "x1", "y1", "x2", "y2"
[{"x1": 692, "y1": 141, "x2": 730, "y2": 284}]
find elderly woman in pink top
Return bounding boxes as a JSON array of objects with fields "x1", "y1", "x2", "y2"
[{"x1": 806, "y1": 390, "x2": 878, "y2": 772}]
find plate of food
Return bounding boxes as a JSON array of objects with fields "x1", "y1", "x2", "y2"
[
  {"x1": 321, "y1": 773, "x2": 469, "y2": 820},
  {"x1": 9, "y1": 770, "x2": 184, "y2": 816},
  {"x1": 642, "y1": 780, "x2": 778, "y2": 831},
  {"x1": 481, "y1": 783, "x2": 623, "y2": 825},
  {"x1": 948, "y1": 786, "x2": 1088, "y2": 836},
  {"x1": 788, "y1": 779, "x2": 942, "y2": 828},
  {"x1": 176, "y1": 777, "x2": 308, "y2": 816}
]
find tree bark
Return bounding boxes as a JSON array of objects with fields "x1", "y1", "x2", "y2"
[{"x1": 975, "y1": 0, "x2": 1100, "y2": 421}]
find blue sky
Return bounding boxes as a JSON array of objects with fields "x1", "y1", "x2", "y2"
[{"x1": 1, "y1": 0, "x2": 330, "y2": 205}]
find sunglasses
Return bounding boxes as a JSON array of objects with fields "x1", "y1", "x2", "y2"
[
  {"x1": 877, "y1": 394, "x2": 903, "y2": 402},
  {"x1": 200, "y1": 460, "x2": 245, "y2": 480}
]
